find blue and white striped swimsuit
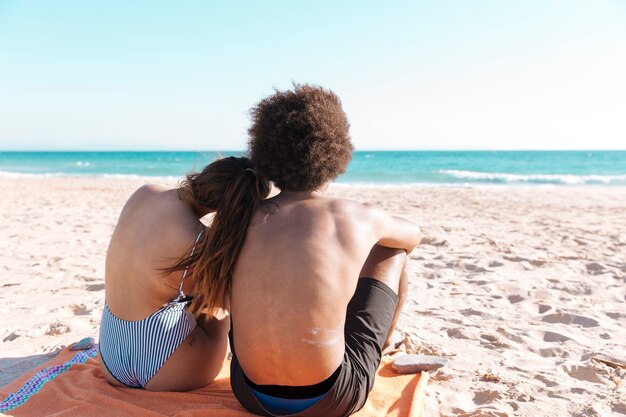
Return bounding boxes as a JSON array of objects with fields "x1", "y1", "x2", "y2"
[{"x1": 99, "y1": 231, "x2": 203, "y2": 388}]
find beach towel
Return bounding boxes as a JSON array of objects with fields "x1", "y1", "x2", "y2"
[{"x1": 0, "y1": 344, "x2": 428, "y2": 417}]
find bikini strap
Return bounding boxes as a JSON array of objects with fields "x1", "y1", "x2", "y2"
[{"x1": 174, "y1": 229, "x2": 204, "y2": 302}]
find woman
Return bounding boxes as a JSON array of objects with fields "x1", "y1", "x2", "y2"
[{"x1": 98, "y1": 156, "x2": 270, "y2": 391}]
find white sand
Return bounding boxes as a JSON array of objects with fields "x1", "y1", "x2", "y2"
[{"x1": 1, "y1": 178, "x2": 625, "y2": 416}]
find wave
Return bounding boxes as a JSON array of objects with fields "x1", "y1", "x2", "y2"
[
  {"x1": 2, "y1": 169, "x2": 625, "y2": 186},
  {"x1": 0, "y1": 171, "x2": 70, "y2": 178},
  {"x1": 439, "y1": 170, "x2": 626, "y2": 185},
  {"x1": 102, "y1": 174, "x2": 181, "y2": 182},
  {"x1": 0, "y1": 171, "x2": 180, "y2": 182}
]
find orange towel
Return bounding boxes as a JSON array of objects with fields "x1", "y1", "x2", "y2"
[{"x1": 0, "y1": 346, "x2": 428, "y2": 417}]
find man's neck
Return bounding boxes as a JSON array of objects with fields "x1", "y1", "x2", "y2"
[{"x1": 277, "y1": 183, "x2": 330, "y2": 200}]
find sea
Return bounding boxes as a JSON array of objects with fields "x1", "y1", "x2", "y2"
[{"x1": 1, "y1": 151, "x2": 625, "y2": 186}]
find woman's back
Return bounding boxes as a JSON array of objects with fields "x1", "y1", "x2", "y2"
[
  {"x1": 99, "y1": 183, "x2": 229, "y2": 391},
  {"x1": 104, "y1": 184, "x2": 203, "y2": 319}
]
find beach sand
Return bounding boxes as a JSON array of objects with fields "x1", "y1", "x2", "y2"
[{"x1": 1, "y1": 177, "x2": 625, "y2": 416}]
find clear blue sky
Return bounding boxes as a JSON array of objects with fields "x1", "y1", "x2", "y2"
[{"x1": 1, "y1": 0, "x2": 625, "y2": 150}]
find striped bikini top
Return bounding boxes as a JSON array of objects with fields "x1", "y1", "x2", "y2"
[{"x1": 99, "y1": 230, "x2": 204, "y2": 388}]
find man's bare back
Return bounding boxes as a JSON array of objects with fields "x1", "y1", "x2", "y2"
[
  {"x1": 225, "y1": 84, "x2": 421, "y2": 416},
  {"x1": 231, "y1": 189, "x2": 421, "y2": 386}
]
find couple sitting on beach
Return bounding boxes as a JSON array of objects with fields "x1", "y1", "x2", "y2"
[{"x1": 98, "y1": 84, "x2": 422, "y2": 417}]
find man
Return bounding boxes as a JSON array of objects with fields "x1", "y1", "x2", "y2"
[{"x1": 229, "y1": 84, "x2": 422, "y2": 416}]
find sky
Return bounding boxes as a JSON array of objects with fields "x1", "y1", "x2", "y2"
[{"x1": 0, "y1": 0, "x2": 625, "y2": 151}]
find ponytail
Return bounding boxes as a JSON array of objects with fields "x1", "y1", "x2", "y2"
[{"x1": 164, "y1": 156, "x2": 270, "y2": 316}]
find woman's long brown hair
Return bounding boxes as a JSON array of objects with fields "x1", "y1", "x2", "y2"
[{"x1": 164, "y1": 156, "x2": 270, "y2": 316}]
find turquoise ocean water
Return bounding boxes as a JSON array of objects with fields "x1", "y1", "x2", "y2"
[{"x1": 1, "y1": 151, "x2": 625, "y2": 186}]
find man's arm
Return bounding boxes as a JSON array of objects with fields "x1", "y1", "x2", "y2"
[{"x1": 365, "y1": 205, "x2": 422, "y2": 253}]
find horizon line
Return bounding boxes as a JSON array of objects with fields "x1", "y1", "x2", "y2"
[{"x1": 2, "y1": 148, "x2": 626, "y2": 153}]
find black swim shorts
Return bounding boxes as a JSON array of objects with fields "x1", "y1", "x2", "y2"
[{"x1": 230, "y1": 277, "x2": 399, "y2": 417}]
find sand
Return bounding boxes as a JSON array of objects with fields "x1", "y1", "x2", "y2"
[{"x1": 1, "y1": 177, "x2": 625, "y2": 416}]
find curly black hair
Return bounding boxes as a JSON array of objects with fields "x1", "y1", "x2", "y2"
[{"x1": 248, "y1": 84, "x2": 353, "y2": 191}]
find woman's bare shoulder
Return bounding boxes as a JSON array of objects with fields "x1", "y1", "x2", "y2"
[
  {"x1": 120, "y1": 183, "x2": 173, "y2": 212},
  {"x1": 131, "y1": 183, "x2": 171, "y2": 199},
  {"x1": 112, "y1": 184, "x2": 199, "y2": 264}
]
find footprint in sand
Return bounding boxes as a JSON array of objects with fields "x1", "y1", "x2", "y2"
[
  {"x1": 541, "y1": 312, "x2": 599, "y2": 328},
  {"x1": 507, "y1": 294, "x2": 525, "y2": 304},
  {"x1": 48, "y1": 256, "x2": 63, "y2": 264},
  {"x1": 420, "y1": 236, "x2": 447, "y2": 247},
  {"x1": 496, "y1": 327, "x2": 525, "y2": 345},
  {"x1": 503, "y1": 256, "x2": 546, "y2": 267},
  {"x1": 446, "y1": 328, "x2": 471, "y2": 339},
  {"x1": 538, "y1": 304, "x2": 552, "y2": 314},
  {"x1": 480, "y1": 333, "x2": 509, "y2": 349},
  {"x1": 69, "y1": 303, "x2": 92, "y2": 316},
  {"x1": 586, "y1": 262, "x2": 607, "y2": 275},
  {"x1": 538, "y1": 346, "x2": 570, "y2": 358},
  {"x1": 559, "y1": 364, "x2": 606, "y2": 384},
  {"x1": 480, "y1": 334, "x2": 499, "y2": 343},
  {"x1": 41, "y1": 344, "x2": 65, "y2": 354},
  {"x1": 534, "y1": 373, "x2": 559, "y2": 387},
  {"x1": 612, "y1": 402, "x2": 626, "y2": 415},
  {"x1": 2, "y1": 327, "x2": 41, "y2": 342},
  {"x1": 86, "y1": 283, "x2": 105, "y2": 291},
  {"x1": 520, "y1": 302, "x2": 552, "y2": 315},
  {"x1": 81, "y1": 276, "x2": 101, "y2": 282},
  {"x1": 472, "y1": 389, "x2": 503, "y2": 405},
  {"x1": 3, "y1": 331, "x2": 21, "y2": 342},
  {"x1": 529, "y1": 330, "x2": 571, "y2": 343},
  {"x1": 462, "y1": 263, "x2": 491, "y2": 274},
  {"x1": 460, "y1": 308, "x2": 485, "y2": 317},
  {"x1": 402, "y1": 336, "x2": 448, "y2": 356},
  {"x1": 45, "y1": 322, "x2": 71, "y2": 336}
]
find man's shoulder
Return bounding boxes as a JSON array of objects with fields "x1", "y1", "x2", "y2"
[
  {"x1": 321, "y1": 196, "x2": 366, "y2": 211},
  {"x1": 316, "y1": 197, "x2": 378, "y2": 223}
]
